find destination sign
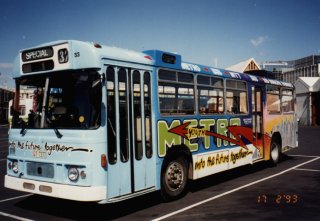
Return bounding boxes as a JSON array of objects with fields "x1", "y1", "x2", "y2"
[{"x1": 21, "y1": 47, "x2": 54, "y2": 62}]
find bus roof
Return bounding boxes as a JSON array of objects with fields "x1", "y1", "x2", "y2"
[{"x1": 13, "y1": 40, "x2": 293, "y2": 88}]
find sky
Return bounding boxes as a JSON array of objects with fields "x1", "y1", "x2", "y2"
[{"x1": 1, "y1": 0, "x2": 320, "y2": 88}]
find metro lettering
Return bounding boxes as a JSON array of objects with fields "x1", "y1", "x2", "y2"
[{"x1": 158, "y1": 118, "x2": 242, "y2": 157}]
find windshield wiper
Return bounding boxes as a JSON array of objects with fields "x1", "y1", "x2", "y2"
[
  {"x1": 46, "y1": 117, "x2": 63, "y2": 139},
  {"x1": 12, "y1": 111, "x2": 27, "y2": 136},
  {"x1": 20, "y1": 120, "x2": 27, "y2": 136}
]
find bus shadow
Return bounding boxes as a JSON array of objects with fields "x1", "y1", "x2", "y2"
[
  {"x1": 15, "y1": 154, "x2": 295, "y2": 220},
  {"x1": 15, "y1": 191, "x2": 163, "y2": 220}
]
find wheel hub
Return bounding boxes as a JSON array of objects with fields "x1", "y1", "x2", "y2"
[
  {"x1": 271, "y1": 143, "x2": 279, "y2": 161},
  {"x1": 165, "y1": 162, "x2": 184, "y2": 191}
]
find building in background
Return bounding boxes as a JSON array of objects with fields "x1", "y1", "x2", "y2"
[
  {"x1": 259, "y1": 60, "x2": 294, "y2": 81},
  {"x1": 260, "y1": 55, "x2": 320, "y2": 84},
  {"x1": 0, "y1": 88, "x2": 14, "y2": 124},
  {"x1": 226, "y1": 58, "x2": 261, "y2": 73},
  {"x1": 282, "y1": 55, "x2": 320, "y2": 84},
  {"x1": 226, "y1": 58, "x2": 278, "y2": 79}
]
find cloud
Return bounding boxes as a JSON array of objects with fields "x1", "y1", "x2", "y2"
[
  {"x1": 250, "y1": 36, "x2": 269, "y2": 47},
  {"x1": 0, "y1": 63, "x2": 13, "y2": 69}
]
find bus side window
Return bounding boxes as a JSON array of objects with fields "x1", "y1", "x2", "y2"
[
  {"x1": 281, "y1": 88, "x2": 294, "y2": 113},
  {"x1": 158, "y1": 69, "x2": 195, "y2": 115},
  {"x1": 226, "y1": 80, "x2": 248, "y2": 114},
  {"x1": 197, "y1": 76, "x2": 224, "y2": 115},
  {"x1": 266, "y1": 86, "x2": 280, "y2": 114}
]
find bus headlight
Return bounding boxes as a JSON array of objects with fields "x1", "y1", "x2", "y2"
[
  {"x1": 68, "y1": 167, "x2": 79, "y2": 181},
  {"x1": 12, "y1": 161, "x2": 19, "y2": 173}
]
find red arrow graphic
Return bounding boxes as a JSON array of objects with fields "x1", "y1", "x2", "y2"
[{"x1": 168, "y1": 122, "x2": 259, "y2": 150}]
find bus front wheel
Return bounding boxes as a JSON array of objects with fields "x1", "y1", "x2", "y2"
[{"x1": 161, "y1": 156, "x2": 188, "y2": 201}]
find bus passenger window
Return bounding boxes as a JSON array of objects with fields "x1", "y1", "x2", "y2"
[
  {"x1": 158, "y1": 69, "x2": 195, "y2": 115},
  {"x1": 197, "y1": 76, "x2": 224, "y2": 114},
  {"x1": 226, "y1": 80, "x2": 248, "y2": 114},
  {"x1": 266, "y1": 86, "x2": 280, "y2": 114},
  {"x1": 281, "y1": 89, "x2": 294, "y2": 113}
]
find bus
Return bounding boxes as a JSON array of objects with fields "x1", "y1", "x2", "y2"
[{"x1": 5, "y1": 40, "x2": 298, "y2": 203}]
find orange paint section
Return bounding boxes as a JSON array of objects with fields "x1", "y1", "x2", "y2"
[
  {"x1": 264, "y1": 115, "x2": 294, "y2": 134},
  {"x1": 263, "y1": 135, "x2": 272, "y2": 161}
]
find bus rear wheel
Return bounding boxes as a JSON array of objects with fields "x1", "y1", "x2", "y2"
[
  {"x1": 269, "y1": 139, "x2": 281, "y2": 166},
  {"x1": 161, "y1": 156, "x2": 188, "y2": 201}
]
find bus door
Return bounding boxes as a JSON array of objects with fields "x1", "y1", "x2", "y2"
[
  {"x1": 251, "y1": 85, "x2": 264, "y2": 160},
  {"x1": 106, "y1": 66, "x2": 155, "y2": 200}
]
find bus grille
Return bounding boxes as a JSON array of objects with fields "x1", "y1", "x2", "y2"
[{"x1": 27, "y1": 162, "x2": 54, "y2": 178}]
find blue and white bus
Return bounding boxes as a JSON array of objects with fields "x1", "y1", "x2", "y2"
[{"x1": 5, "y1": 40, "x2": 298, "y2": 202}]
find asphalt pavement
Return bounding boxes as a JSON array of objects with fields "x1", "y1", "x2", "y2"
[{"x1": 0, "y1": 125, "x2": 319, "y2": 221}]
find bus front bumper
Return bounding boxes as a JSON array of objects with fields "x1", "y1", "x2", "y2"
[{"x1": 4, "y1": 175, "x2": 106, "y2": 202}]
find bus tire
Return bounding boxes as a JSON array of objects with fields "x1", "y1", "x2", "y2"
[
  {"x1": 161, "y1": 156, "x2": 188, "y2": 201},
  {"x1": 269, "y1": 138, "x2": 281, "y2": 166}
]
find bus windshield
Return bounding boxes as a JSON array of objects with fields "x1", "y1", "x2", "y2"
[{"x1": 12, "y1": 70, "x2": 102, "y2": 130}]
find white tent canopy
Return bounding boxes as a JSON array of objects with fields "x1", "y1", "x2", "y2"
[
  {"x1": 295, "y1": 77, "x2": 320, "y2": 94},
  {"x1": 294, "y1": 77, "x2": 320, "y2": 126}
]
